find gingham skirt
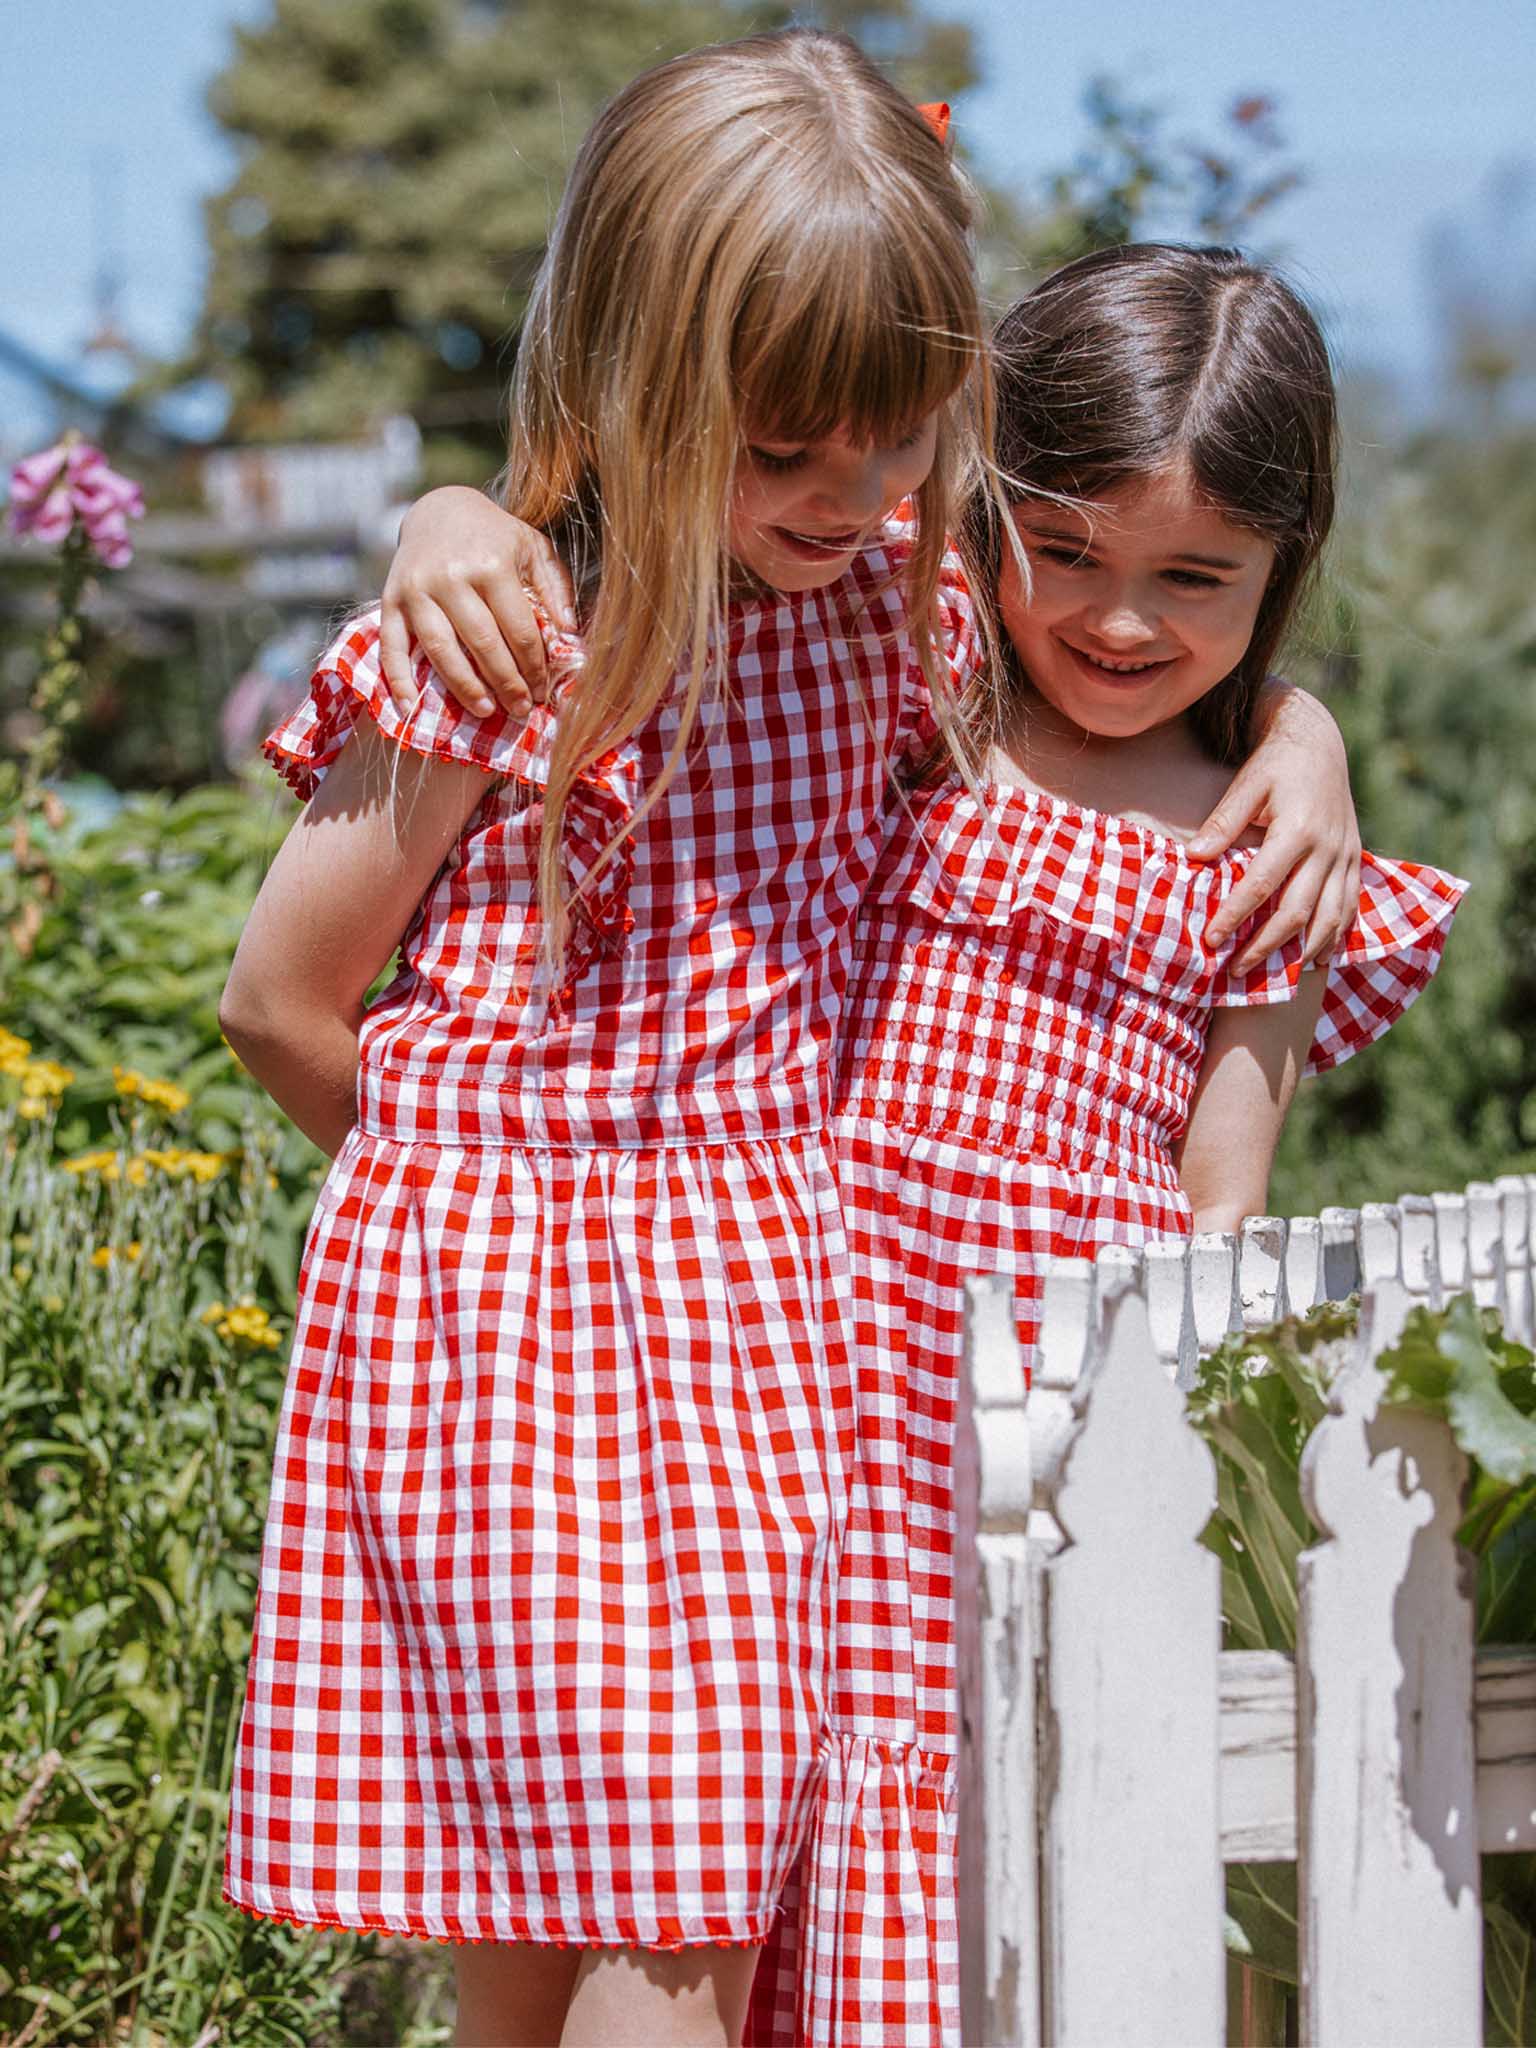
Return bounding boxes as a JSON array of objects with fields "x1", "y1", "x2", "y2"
[
  {"x1": 745, "y1": 1125, "x2": 1191, "y2": 2045},
  {"x1": 223, "y1": 1123, "x2": 859, "y2": 1949}
]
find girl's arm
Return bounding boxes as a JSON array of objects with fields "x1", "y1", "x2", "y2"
[
  {"x1": 219, "y1": 723, "x2": 490, "y2": 1156},
  {"x1": 378, "y1": 500, "x2": 1364, "y2": 977},
  {"x1": 1191, "y1": 683, "x2": 1363, "y2": 972},
  {"x1": 1174, "y1": 972, "x2": 1328, "y2": 1235},
  {"x1": 379, "y1": 486, "x2": 574, "y2": 715}
]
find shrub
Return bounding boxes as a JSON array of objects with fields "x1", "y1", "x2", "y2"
[{"x1": 0, "y1": 1042, "x2": 454, "y2": 2044}]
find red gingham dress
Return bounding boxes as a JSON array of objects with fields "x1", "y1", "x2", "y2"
[
  {"x1": 748, "y1": 780, "x2": 1466, "y2": 2045},
  {"x1": 221, "y1": 530, "x2": 964, "y2": 1953}
]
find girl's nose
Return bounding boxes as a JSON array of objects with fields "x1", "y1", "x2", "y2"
[
  {"x1": 1084, "y1": 595, "x2": 1160, "y2": 647},
  {"x1": 810, "y1": 449, "x2": 887, "y2": 525}
]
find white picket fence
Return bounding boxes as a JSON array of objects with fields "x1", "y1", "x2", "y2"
[{"x1": 954, "y1": 1173, "x2": 1536, "y2": 2048}]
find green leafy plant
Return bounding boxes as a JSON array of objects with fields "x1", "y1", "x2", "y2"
[
  {"x1": 0, "y1": 1047, "x2": 455, "y2": 2045},
  {"x1": 1190, "y1": 1295, "x2": 1536, "y2": 2046},
  {"x1": 2, "y1": 783, "x2": 326, "y2": 1308}
]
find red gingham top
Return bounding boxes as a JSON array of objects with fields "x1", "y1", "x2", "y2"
[
  {"x1": 263, "y1": 537, "x2": 972, "y2": 1151},
  {"x1": 839, "y1": 778, "x2": 1470, "y2": 1172}
]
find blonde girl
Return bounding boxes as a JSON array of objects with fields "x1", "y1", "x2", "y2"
[{"x1": 221, "y1": 30, "x2": 993, "y2": 2048}]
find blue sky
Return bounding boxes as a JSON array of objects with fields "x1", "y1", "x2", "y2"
[{"x1": 3, "y1": 0, "x2": 1533, "y2": 446}]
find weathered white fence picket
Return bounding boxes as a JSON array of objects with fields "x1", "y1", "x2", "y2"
[{"x1": 956, "y1": 1172, "x2": 1536, "y2": 2048}]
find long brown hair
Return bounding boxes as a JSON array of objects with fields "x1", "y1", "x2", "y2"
[
  {"x1": 966, "y1": 242, "x2": 1338, "y2": 764},
  {"x1": 505, "y1": 27, "x2": 993, "y2": 981}
]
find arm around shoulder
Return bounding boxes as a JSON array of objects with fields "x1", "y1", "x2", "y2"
[
  {"x1": 1192, "y1": 681, "x2": 1363, "y2": 968},
  {"x1": 221, "y1": 723, "x2": 490, "y2": 1155}
]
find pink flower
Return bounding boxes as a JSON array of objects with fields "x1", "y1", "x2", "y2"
[{"x1": 8, "y1": 438, "x2": 144, "y2": 568}]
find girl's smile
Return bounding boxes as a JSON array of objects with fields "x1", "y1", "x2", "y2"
[{"x1": 1000, "y1": 461, "x2": 1276, "y2": 740}]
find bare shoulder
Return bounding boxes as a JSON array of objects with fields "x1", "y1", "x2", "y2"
[{"x1": 1093, "y1": 734, "x2": 1260, "y2": 848}]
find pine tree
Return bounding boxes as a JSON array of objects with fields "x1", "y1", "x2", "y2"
[{"x1": 194, "y1": 0, "x2": 977, "y2": 474}]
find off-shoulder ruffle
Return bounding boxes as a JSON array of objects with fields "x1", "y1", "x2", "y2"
[
  {"x1": 263, "y1": 608, "x2": 638, "y2": 1002},
  {"x1": 865, "y1": 782, "x2": 1467, "y2": 1076}
]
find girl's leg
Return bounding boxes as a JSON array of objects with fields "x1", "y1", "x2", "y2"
[
  {"x1": 560, "y1": 1942, "x2": 763, "y2": 2048},
  {"x1": 453, "y1": 1943, "x2": 583, "y2": 2048}
]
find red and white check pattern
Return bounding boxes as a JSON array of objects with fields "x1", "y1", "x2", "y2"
[
  {"x1": 747, "y1": 780, "x2": 1466, "y2": 2046},
  {"x1": 224, "y1": 531, "x2": 967, "y2": 1951}
]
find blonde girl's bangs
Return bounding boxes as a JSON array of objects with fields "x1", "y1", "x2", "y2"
[{"x1": 733, "y1": 199, "x2": 982, "y2": 449}]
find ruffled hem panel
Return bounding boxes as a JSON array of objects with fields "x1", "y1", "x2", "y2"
[
  {"x1": 756, "y1": 1731, "x2": 958, "y2": 2047},
  {"x1": 221, "y1": 1882, "x2": 775, "y2": 1951}
]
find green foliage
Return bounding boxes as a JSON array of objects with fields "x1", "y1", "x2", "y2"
[
  {"x1": 1190, "y1": 1296, "x2": 1536, "y2": 2042},
  {"x1": 992, "y1": 78, "x2": 1301, "y2": 286},
  {"x1": 192, "y1": 0, "x2": 978, "y2": 461},
  {"x1": 1270, "y1": 426, "x2": 1536, "y2": 1216},
  {"x1": 0, "y1": 1054, "x2": 456, "y2": 2040},
  {"x1": 0, "y1": 1069, "x2": 345, "y2": 2042},
  {"x1": 2, "y1": 782, "x2": 326, "y2": 1304}
]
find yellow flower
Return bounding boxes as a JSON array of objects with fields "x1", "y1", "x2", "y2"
[
  {"x1": 91, "y1": 1241, "x2": 141, "y2": 1267},
  {"x1": 132, "y1": 1146, "x2": 223, "y2": 1184},
  {"x1": 17, "y1": 1097, "x2": 49, "y2": 1121},
  {"x1": 113, "y1": 1067, "x2": 189, "y2": 1114},
  {"x1": 19, "y1": 1058, "x2": 72, "y2": 1100},
  {"x1": 63, "y1": 1149, "x2": 120, "y2": 1179},
  {"x1": 139, "y1": 1077, "x2": 190, "y2": 1114},
  {"x1": 201, "y1": 1297, "x2": 282, "y2": 1350},
  {"x1": 41, "y1": 1293, "x2": 63, "y2": 1314},
  {"x1": 0, "y1": 1027, "x2": 32, "y2": 1074}
]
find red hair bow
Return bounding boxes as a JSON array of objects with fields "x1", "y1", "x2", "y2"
[{"x1": 916, "y1": 101, "x2": 951, "y2": 145}]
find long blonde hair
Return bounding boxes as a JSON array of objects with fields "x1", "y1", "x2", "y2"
[{"x1": 506, "y1": 27, "x2": 992, "y2": 979}]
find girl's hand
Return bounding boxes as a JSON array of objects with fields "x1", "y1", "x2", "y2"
[
  {"x1": 379, "y1": 486, "x2": 577, "y2": 719},
  {"x1": 1189, "y1": 683, "x2": 1362, "y2": 971}
]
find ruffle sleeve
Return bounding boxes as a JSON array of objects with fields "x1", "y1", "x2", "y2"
[
  {"x1": 863, "y1": 783, "x2": 1466, "y2": 1074},
  {"x1": 263, "y1": 608, "x2": 638, "y2": 998},
  {"x1": 262, "y1": 605, "x2": 586, "y2": 797},
  {"x1": 1212, "y1": 853, "x2": 1467, "y2": 1075}
]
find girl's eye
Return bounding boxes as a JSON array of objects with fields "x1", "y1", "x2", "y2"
[
  {"x1": 749, "y1": 447, "x2": 810, "y2": 474},
  {"x1": 1036, "y1": 544, "x2": 1093, "y2": 569},
  {"x1": 1164, "y1": 569, "x2": 1223, "y2": 590}
]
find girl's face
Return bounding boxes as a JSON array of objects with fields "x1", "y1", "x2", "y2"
[
  {"x1": 1000, "y1": 462, "x2": 1276, "y2": 740},
  {"x1": 729, "y1": 415, "x2": 939, "y2": 593}
]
